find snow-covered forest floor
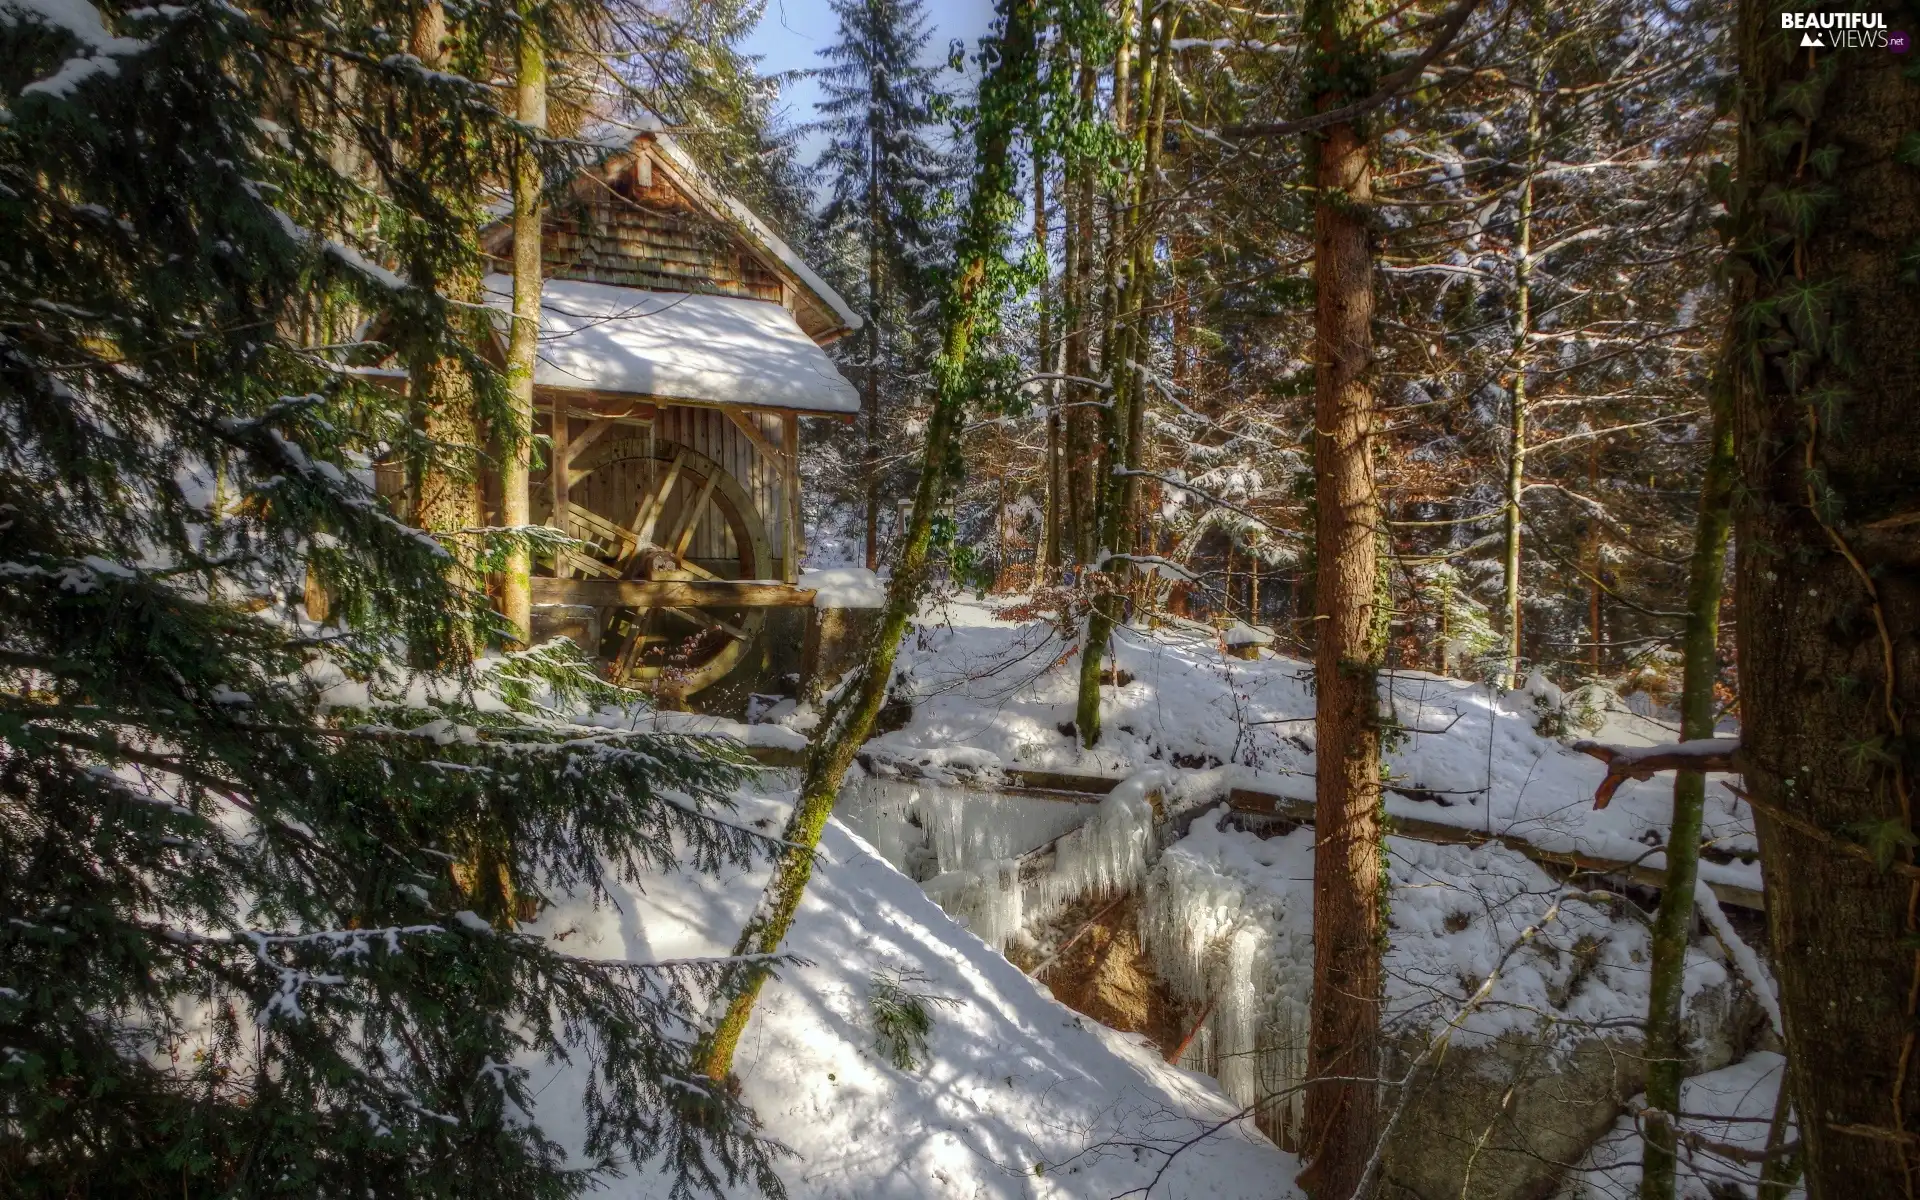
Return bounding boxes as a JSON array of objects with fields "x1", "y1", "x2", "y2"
[{"x1": 794, "y1": 594, "x2": 1759, "y2": 899}]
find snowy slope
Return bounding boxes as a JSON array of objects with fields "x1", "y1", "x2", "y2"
[
  {"x1": 809, "y1": 597, "x2": 1759, "y2": 897},
  {"x1": 524, "y1": 788, "x2": 1294, "y2": 1199}
]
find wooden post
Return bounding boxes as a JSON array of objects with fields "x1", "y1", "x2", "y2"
[
  {"x1": 783, "y1": 412, "x2": 800, "y2": 584},
  {"x1": 550, "y1": 399, "x2": 570, "y2": 578}
]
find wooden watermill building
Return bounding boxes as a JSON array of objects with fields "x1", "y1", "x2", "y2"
[{"x1": 479, "y1": 124, "x2": 864, "y2": 702}]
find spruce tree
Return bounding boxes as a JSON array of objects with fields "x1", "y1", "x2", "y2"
[
  {"x1": 0, "y1": 0, "x2": 786, "y2": 1194},
  {"x1": 813, "y1": 0, "x2": 954, "y2": 569}
]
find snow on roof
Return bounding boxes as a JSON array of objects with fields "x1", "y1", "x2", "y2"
[{"x1": 483, "y1": 275, "x2": 860, "y2": 415}]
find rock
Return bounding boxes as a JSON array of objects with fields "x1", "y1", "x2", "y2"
[
  {"x1": 800, "y1": 605, "x2": 883, "y2": 705},
  {"x1": 1375, "y1": 977, "x2": 1774, "y2": 1200}
]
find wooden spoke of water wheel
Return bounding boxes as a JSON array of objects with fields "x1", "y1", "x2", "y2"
[{"x1": 557, "y1": 434, "x2": 773, "y2": 698}]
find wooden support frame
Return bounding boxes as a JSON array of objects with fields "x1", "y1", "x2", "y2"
[
  {"x1": 560, "y1": 417, "x2": 616, "y2": 488},
  {"x1": 531, "y1": 578, "x2": 817, "y2": 608},
  {"x1": 619, "y1": 448, "x2": 687, "y2": 566},
  {"x1": 669, "y1": 468, "x2": 720, "y2": 560},
  {"x1": 722, "y1": 407, "x2": 781, "y2": 461},
  {"x1": 722, "y1": 407, "x2": 801, "y2": 582}
]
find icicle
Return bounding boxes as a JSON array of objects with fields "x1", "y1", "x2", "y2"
[
  {"x1": 836, "y1": 776, "x2": 1095, "y2": 884},
  {"x1": 1026, "y1": 770, "x2": 1163, "y2": 928},
  {"x1": 922, "y1": 859, "x2": 1024, "y2": 950},
  {"x1": 1138, "y1": 809, "x2": 1314, "y2": 1146}
]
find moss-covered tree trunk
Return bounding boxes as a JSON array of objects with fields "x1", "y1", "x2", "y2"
[
  {"x1": 864, "y1": 119, "x2": 885, "y2": 572},
  {"x1": 499, "y1": 0, "x2": 545, "y2": 648},
  {"x1": 1074, "y1": 5, "x2": 1174, "y2": 747},
  {"x1": 1729, "y1": 2, "x2": 1920, "y2": 1195},
  {"x1": 697, "y1": 0, "x2": 1041, "y2": 1082},
  {"x1": 1639, "y1": 349, "x2": 1735, "y2": 1200},
  {"x1": 1063, "y1": 61, "x2": 1099, "y2": 568},
  {"x1": 1035, "y1": 144, "x2": 1062, "y2": 580},
  {"x1": 1297, "y1": 0, "x2": 1384, "y2": 1194}
]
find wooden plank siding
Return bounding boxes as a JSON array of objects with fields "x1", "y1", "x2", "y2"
[
  {"x1": 531, "y1": 404, "x2": 791, "y2": 578},
  {"x1": 531, "y1": 156, "x2": 781, "y2": 303}
]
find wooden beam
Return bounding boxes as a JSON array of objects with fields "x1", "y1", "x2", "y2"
[
  {"x1": 532, "y1": 386, "x2": 659, "y2": 420},
  {"x1": 723, "y1": 408, "x2": 782, "y2": 462},
  {"x1": 558, "y1": 550, "x2": 621, "y2": 579},
  {"x1": 618, "y1": 448, "x2": 685, "y2": 567},
  {"x1": 566, "y1": 501, "x2": 635, "y2": 551},
  {"x1": 559, "y1": 417, "x2": 616, "y2": 488},
  {"x1": 532, "y1": 578, "x2": 818, "y2": 608},
  {"x1": 1224, "y1": 788, "x2": 1765, "y2": 911},
  {"x1": 662, "y1": 605, "x2": 750, "y2": 641},
  {"x1": 668, "y1": 469, "x2": 720, "y2": 560},
  {"x1": 536, "y1": 384, "x2": 848, "y2": 421}
]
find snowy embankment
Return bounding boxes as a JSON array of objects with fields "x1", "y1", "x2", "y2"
[
  {"x1": 524, "y1": 788, "x2": 1293, "y2": 1199},
  {"x1": 801, "y1": 596, "x2": 1759, "y2": 899},
  {"x1": 761, "y1": 596, "x2": 1784, "y2": 1193}
]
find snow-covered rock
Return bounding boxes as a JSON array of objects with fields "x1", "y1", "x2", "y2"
[{"x1": 1557, "y1": 1052, "x2": 1798, "y2": 1200}]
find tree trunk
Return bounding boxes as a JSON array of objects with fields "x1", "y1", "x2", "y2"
[
  {"x1": 1036, "y1": 140, "x2": 1061, "y2": 580},
  {"x1": 1639, "y1": 348, "x2": 1736, "y2": 1200},
  {"x1": 1587, "y1": 437, "x2": 1603, "y2": 676},
  {"x1": 500, "y1": 0, "x2": 545, "y2": 649},
  {"x1": 1731, "y1": 7, "x2": 1920, "y2": 1197},
  {"x1": 865, "y1": 118, "x2": 883, "y2": 572},
  {"x1": 697, "y1": 0, "x2": 1041, "y2": 1082},
  {"x1": 1064, "y1": 61, "x2": 1098, "y2": 568},
  {"x1": 1500, "y1": 90, "x2": 1540, "y2": 690},
  {"x1": 1297, "y1": 0, "x2": 1383, "y2": 1194},
  {"x1": 1075, "y1": 2, "x2": 1173, "y2": 747},
  {"x1": 407, "y1": 1, "x2": 484, "y2": 580}
]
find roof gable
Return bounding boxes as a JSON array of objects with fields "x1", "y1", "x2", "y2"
[{"x1": 482, "y1": 129, "x2": 860, "y2": 345}]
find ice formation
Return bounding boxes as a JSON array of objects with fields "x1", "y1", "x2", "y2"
[
  {"x1": 1139, "y1": 810, "x2": 1314, "y2": 1145},
  {"x1": 835, "y1": 772, "x2": 1163, "y2": 949},
  {"x1": 834, "y1": 776, "x2": 1091, "y2": 883}
]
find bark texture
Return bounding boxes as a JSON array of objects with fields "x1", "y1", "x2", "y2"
[
  {"x1": 406, "y1": 2, "x2": 484, "y2": 569},
  {"x1": 1731, "y1": 6, "x2": 1920, "y2": 1197},
  {"x1": 1299, "y1": 0, "x2": 1384, "y2": 1190}
]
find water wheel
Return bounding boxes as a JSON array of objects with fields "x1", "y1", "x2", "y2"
[{"x1": 556, "y1": 433, "x2": 773, "y2": 699}]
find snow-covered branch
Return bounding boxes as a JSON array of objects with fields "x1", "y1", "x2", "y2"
[{"x1": 1571, "y1": 738, "x2": 1742, "y2": 809}]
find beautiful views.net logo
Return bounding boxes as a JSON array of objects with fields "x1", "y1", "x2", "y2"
[{"x1": 1780, "y1": 11, "x2": 1896, "y2": 49}]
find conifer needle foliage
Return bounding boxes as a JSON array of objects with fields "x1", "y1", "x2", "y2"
[{"x1": 0, "y1": 0, "x2": 788, "y2": 1194}]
